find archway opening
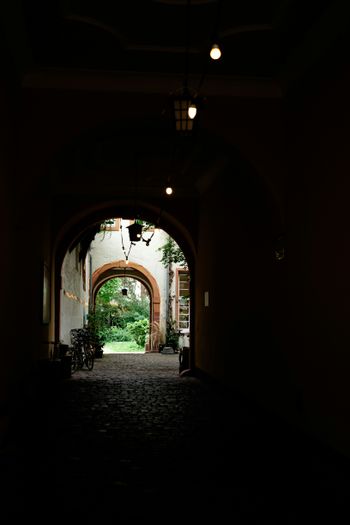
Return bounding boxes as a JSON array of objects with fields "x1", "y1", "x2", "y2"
[
  {"x1": 93, "y1": 275, "x2": 150, "y2": 354},
  {"x1": 58, "y1": 214, "x2": 191, "y2": 361}
]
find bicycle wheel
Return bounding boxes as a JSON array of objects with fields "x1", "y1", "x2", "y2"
[
  {"x1": 85, "y1": 348, "x2": 94, "y2": 371},
  {"x1": 71, "y1": 349, "x2": 79, "y2": 374}
]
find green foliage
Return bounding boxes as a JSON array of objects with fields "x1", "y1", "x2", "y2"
[
  {"x1": 100, "y1": 218, "x2": 115, "y2": 228},
  {"x1": 127, "y1": 318, "x2": 149, "y2": 347},
  {"x1": 93, "y1": 277, "x2": 150, "y2": 343},
  {"x1": 86, "y1": 312, "x2": 106, "y2": 353},
  {"x1": 96, "y1": 278, "x2": 121, "y2": 303},
  {"x1": 158, "y1": 236, "x2": 187, "y2": 268},
  {"x1": 86, "y1": 310, "x2": 107, "y2": 342},
  {"x1": 107, "y1": 326, "x2": 133, "y2": 342},
  {"x1": 136, "y1": 219, "x2": 154, "y2": 229},
  {"x1": 166, "y1": 320, "x2": 179, "y2": 350},
  {"x1": 103, "y1": 341, "x2": 145, "y2": 353},
  {"x1": 98, "y1": 218, "x2": 115, "y2": 240},
  {"x1": 94, "y1": 302, "x2": 124, "y2": 329},
  {"x1": 98, "y1": 278, "x2": 148, "y2": 309}
]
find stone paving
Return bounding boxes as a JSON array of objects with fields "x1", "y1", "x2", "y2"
[{"x1": 2, "y1": 352, "x2": 350, "y2": 523}]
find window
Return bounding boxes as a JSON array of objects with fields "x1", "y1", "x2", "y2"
[
  {"x1": 103, "y1": 218, "x2": 120, "y2": 231},
  {"x1": 177, "y1": 270, "x2": 190, "y2": 331}
]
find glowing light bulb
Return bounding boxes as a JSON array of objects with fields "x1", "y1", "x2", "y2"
[
  {"x1": 210, "y1": 44, "x2": 221, "y2": 60},
  {"x1": 126, "y1": 259, "x2": 129, "y2": 265},
  {"x1": 165, "y1": 186, "x2": 173, "y2": 195},
  {"x1": 188, "y1": 104, "x2": 197, "y2": 119}
]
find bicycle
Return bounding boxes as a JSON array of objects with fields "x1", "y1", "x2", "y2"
[{"x1": 70, "y1": 328, "x2": 95, "y2": 374}]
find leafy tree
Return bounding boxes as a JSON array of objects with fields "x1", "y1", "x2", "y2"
[
  {"x1": 158, "y1": 236, "x2": 187, "y2": 268},
  {"x1": 93, "y1": 277, "x2": 150, "y2": 342},
  {"x1": 96, "y1": 278, "x2": 121, "y2": 304}
]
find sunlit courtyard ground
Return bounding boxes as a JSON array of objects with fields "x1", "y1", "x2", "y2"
[{"x1": 103, "y1": 341, "x2": 145, "y2": 353}]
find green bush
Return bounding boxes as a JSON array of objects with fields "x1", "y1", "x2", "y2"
[
  {"x1": 166, "y1": 321, "x2": 179, "y2": 350},
  {"x1": 107, "y1": 326, "x2": 133, "y2": 342},
  {"x1": 127, "y1": 318, "x2": 149, "y2": 347}
]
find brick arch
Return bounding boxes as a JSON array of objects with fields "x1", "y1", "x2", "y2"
[{"x1": 92, "y1": 260, "x2": 161, "y2": 352}]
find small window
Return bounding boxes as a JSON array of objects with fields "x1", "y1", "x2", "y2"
[{"x1": 102, "y1": 218, "x2": 120, "y2": 231}]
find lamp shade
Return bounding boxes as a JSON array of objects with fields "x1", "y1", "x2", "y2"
[{"x1": 127, "y1": 222, "x2": 143, "y2": 242}]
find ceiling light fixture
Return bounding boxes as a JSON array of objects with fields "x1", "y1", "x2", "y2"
[
  {"x1": 209, "y1": 43, "x2": 221, "y2": 60},
  {"x1": 170, "y1": 0, "x2": 201, "y2": 136},
  {"x1": 126, "y1": 220, "x2": 156, "y2": 246},
  {"x1": 165, "y1": 0, "x2": 222, "y2": 136},
  {"x1": 172, "y1": 88, "x2": 199, "y2": 134}
]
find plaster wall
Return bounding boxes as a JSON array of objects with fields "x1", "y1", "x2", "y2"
[
  {"x1": 90, "y1": 224, "x2": 184, "y2": 344},
  {"x1": 91, "y1": 223, "x2": 168, "y2": 287},
  {"x1": 60, "y1": 246, "x2": 90, "y2": 345}
]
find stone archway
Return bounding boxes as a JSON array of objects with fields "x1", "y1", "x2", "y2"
[{"x1": 92, "y1": 260, "x2": 161, "y2": 352}]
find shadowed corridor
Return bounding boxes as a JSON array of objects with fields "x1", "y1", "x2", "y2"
[{"x1": 1, "y1": 353, "x2": 350, "y2": 523}]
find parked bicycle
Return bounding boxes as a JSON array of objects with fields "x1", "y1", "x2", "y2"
[{"x1": 70, "y1": 328, "x2": 95, "y2": 373}]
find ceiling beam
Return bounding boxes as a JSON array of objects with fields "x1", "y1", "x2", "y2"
[{"x1": 22, "y1": 67, "x2": 282, "y2": 98}]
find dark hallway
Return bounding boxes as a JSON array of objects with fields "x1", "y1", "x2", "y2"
[
  {"x1": 2, "y1": 353, "x2": 350, "y2": 522},
  {"x1": 2, "y1": 2, "x2": 350, "y2": 521}
]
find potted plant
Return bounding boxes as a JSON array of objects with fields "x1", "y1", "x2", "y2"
[
  {"x1": 86, "y1": 312, "x2": 106, "y2": 358},
  {"x1": 165, "y1": 320, "x2": 180, "y2": 353}
]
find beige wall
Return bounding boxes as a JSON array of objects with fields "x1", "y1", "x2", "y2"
[{"x1": 60, "y1": 246, "x2": 89, "y2": 345}]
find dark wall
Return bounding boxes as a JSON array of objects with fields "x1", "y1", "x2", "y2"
[
  {"x1": 195, "y1": 158, "x2": 291, "y2": 416},
  {"x1": 0, "y1": 81, "x2": 286, "y2": 441},
  {"x1": 0, "y1": 82, "x2": 14, "y2": 439},
  {"x1": 285, "y1": 50, "x2": 350, "y2": 455}
]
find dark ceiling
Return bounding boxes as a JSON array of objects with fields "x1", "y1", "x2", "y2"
[
  {"x1": 1, "y1": 0, "x2": 347, "y2": 240},
  {"x1": 22, "y1": 0, "x2": 284, "y2": 76},
  {"x1": 5, "y1": 0, "x2": 340, "y2": 96}
]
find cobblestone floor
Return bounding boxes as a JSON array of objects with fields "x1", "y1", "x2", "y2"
[{"x1": 1, "y1": 352, "x2": 350, "y2": 523}]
